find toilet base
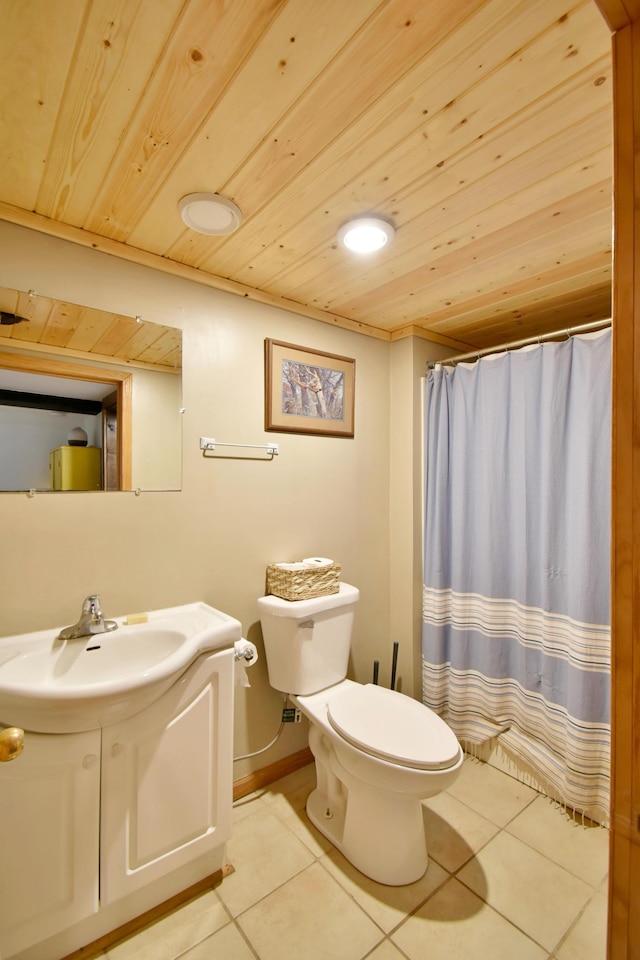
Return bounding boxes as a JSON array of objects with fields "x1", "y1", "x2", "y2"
[
  {"x1": 305, "y1": 781, "x2": 428, "y2": 886},
  {"x1": 294, "y1": 683, "x2": 462, "y2": 886},
  {"x1": 306, "y1": 786, "x2": 346, "y2": 852}
]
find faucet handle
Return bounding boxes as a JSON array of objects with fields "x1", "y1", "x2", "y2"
[{"x1": 82, "y1": 595, "x2": 102, "y2": 619}]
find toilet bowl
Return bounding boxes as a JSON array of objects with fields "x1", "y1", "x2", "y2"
[
  {"x1": 257, "y1": 583, "x2": 463, "y2": 885},
  {"x1": 294, "y1": 679, "x2": 463, "y2": 884}
]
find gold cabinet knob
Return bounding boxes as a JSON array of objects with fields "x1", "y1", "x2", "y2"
[{"x1": 0, "y1": 727, "x2": 25, "y2": 762}]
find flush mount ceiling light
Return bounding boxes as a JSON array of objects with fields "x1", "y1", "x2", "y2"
[
  {"x1": 178, "y1": 192, "x2": 243, "y2": 235},
  {"x1": 337, "y1": 217, "x2": 395, "y2": 253}
]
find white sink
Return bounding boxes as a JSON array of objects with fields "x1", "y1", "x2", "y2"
[{"x1": 0, "y1": 602, "x2": 242, "y2": 734}]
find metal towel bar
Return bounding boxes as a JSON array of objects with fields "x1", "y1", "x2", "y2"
[{"x1": 199, "y1": 436, "x2": 279, "y2": 458}]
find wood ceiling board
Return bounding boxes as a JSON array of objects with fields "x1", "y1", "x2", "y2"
[
  {"x1": 6, "y1": 294, "x2": 54, "y2": 345},
  {"x1": 365, "y1": 214, "x2": 612, "y2": 332},
  {"x1": 133, "y1": 328, "x2": 183, "y2": 367},
  {"x1": 0, "y1": 0, "x2": 85, "y2": 210},
  {"x1": 355, "y1": 217, "x2": 612, "y2": 331},
  {"x1": 275, "y1": 135, "x2": 611, "y2": 316},
  {"x1": 39, "y1": 300, "x2": 85, "y2": 349},
  {"x1": 0, "y1": 287, "x2": 181, "y2": 370},
  {"x1": 441, "y1": 286, "x2": 612, "y2": 348},
  {"x1": 36, "y1": 0, "x2": 185, "y2": 226},
  {"x1": 410, "y1": 239, "x2": 612, "y2": 341},
  {"x1": 215, "y1": 9, "x2": 612, "y2": 302},
  {"x1": 419, "y1": 255, "x2": 612, "y2": 331},
  {"x1": 112, "y1": 320, "x2": 176, "y2": 362},
  {"x1": 216, "y1": 0, "x2": 488, "y2": 226},
  {"x1": 89, "y1": 316, "x2": 143, "y2": 358},
  {"x1": 0, "y1": 0, "x2": 613, "y2": 347},
  {"x1": 65, "y1": 308, "x2": 123, "y2": 353},
  {"x1": 168, "y1": 0, "x2": 552, "y2": 275},
  {"x1": 330, "y1": 180, "x2": 611, "y2": 323},
  {"x1": 127, "y1": 0, "x2": 384, "y2": 258},
  {"x1": 83, "y1": 0, "x2": 286, "y2": 240},
  {"x1": 227, "y1": 126, "x2": 599, "y2": 298}
]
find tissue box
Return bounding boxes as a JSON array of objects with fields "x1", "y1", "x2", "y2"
[{"x1": 266, "y1": 561, "x2": 341, "y2": 601}]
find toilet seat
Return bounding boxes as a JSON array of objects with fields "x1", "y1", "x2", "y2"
[{"x1": 327, "y1": 683, "x2": 461, "y2": 771}]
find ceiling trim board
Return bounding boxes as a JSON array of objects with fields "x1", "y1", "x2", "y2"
[{"x1": 0, "y1": 204, "x2": 392, "y2": 343}]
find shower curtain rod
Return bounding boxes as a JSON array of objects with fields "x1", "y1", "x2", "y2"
[{"x1": 426, "y1": 318, "x2": 612, "y2": 369}]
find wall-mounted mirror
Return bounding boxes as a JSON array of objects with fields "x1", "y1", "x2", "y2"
[{"x1": 0, "y1": 287, "x2": 182, "y2": 492}]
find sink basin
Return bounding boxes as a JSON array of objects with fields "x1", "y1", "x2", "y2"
[{"x1": 0, "y1": 602, "x2": 242, "y2": 734}]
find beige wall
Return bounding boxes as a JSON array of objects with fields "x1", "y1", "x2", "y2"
[
  {"x1": 131, "y1": 368, "x2": 182, "y2": 490},
  {"x1": 388, "y1": 337, "x2": 452, "y2": 700},
  {"x1": 0, "y1": 221, "x2": 448, "y2": 777}
]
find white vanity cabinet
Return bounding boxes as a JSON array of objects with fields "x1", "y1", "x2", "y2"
[
  {"x1": 100, "y1": 649, "x2": 234, "y2": 904},
  {"x1": 0, "y1": 647, "x2": 234, "y2": 960},
  {"x1": 0, "y1": 729, "x2": 101, "y2": 958}
]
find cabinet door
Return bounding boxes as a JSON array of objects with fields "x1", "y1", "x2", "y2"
[
  {"x1": 100, "y1": 650, "x2": 233, "y2": 905},
  {"x1": 0, "y1": 729, "x2": 100, "y2": 958}
]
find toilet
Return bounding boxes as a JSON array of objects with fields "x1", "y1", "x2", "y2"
[{"x1": 257, "y1": 582, "x2": 463, "y2": 885}]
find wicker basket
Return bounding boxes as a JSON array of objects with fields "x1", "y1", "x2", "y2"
[{"x1": 266, "y1": 561, "x2": 341, "y2": 601}]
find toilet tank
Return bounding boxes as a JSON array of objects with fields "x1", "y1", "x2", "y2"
[{"x1": 257, "y1": 583, "x2": 360, "y2": 695}]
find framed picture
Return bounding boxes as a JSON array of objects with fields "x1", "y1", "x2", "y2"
[{"x1": 265, "y1": 339, "x2": 355, "y2": 438}]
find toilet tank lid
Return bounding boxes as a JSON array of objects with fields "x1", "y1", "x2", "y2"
[
  {"x1": 257, "y1": 582, "x2": 359, "y2": 618},
  {"x1": 327, "y1": 684, "x2": 462, "y2": 771}
]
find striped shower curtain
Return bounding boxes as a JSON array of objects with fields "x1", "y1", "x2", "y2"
[{"x1": 422, "y1": 329, "x2": 611, "y2": 824}]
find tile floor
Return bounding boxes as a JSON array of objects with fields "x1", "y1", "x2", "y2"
[{"x1": 97, "y1": 757, "x2": 609, "y2": 960}]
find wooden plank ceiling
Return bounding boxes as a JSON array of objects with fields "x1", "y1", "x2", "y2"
[{"x1": 0, "y1": 0, "x2": 612, "y2": 351}]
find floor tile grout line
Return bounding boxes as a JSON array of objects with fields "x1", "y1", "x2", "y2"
[
  {"x1": 104, "y1": 758, "x2": 606, "y2": 960},
  {"x1": 107, "y1": 893, "x2": 238, "y2": 960},
  {"x1": 379, "y1": 871, "x2": 454, "y2": 939},
  {"x1": 230, "y1": 855, "x2": 389, "y2": 959},
  {"x1": 500, "y1": 822, "x2": 609, "y2": 889},
  {"x1": 425, "y1": 790, "x2": 600, "y2": 957},
  {"x1": 435, "y1": 783, "x2": 608, "y2": 889},
  {"x1": 449, "y1": 854, "x2": 585, "y2": 957},
  {"x1": 313, "y1": 853, "x2": 397, "y2": 936},
  {"x1": 361, "y1": 935, "x2": 413, "y2": 960},
  {"x1": 231, "y1": 809, "x2": 451, "y2": 950},
  {"x1": 460, "y1": 810, "x2": 608, "y2": 893},
  {"x1": 239, "y1": 778, "x2": 597, "y2": 953},
  {"x1": 547, "y1": 882, "x2": 608, "y2": 958},
  {"x1": 227, "y1": 857, "x2": 328, "y2": 923},
  {"x1": 232, "y1": 915, "x2": 263, "y2": 960},
  {"x1": 442, "y1": 780, "x2": 540, "y2": 833}
]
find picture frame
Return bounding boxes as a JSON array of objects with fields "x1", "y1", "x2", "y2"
[{"x1": 265, "y1": 339, "x2": 355, "y2": 438}]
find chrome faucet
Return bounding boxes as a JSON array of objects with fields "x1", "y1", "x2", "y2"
[{"x1": 57, "y1": 594, "x2": 118, "y2": 640}]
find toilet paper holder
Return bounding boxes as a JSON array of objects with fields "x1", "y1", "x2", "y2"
[{"x1": 234, "y1": 639, "x2": 258, "y2": 663}]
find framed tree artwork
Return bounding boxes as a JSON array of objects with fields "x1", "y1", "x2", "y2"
[{"x1": 265, "y1": 339, "x2": 355, "y2": 438}]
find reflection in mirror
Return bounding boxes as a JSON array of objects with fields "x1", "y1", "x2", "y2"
[{"x1": 0, "y1": 287, "x2": 182, "y2": 492}]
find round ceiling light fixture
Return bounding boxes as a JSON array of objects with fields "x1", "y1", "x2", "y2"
[
  {"x1": 178, "y1": 192, "x2": 243, "y2": 235},
  {"x1": 337, "y1": 217, "x2": 395, "y2": 253}
]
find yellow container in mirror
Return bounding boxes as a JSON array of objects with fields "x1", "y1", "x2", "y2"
[{"x1": 50, "y1": 445, "x2": 101, "y2": 490}]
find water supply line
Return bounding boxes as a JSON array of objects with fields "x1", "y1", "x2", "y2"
[{"x1": 233, "y1": 693, "x2": 289, "y2": 762}]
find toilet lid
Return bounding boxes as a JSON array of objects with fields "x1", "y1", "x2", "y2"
[{"x1": 327, "y1": 684, "x2": 461, "y2": 770}]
